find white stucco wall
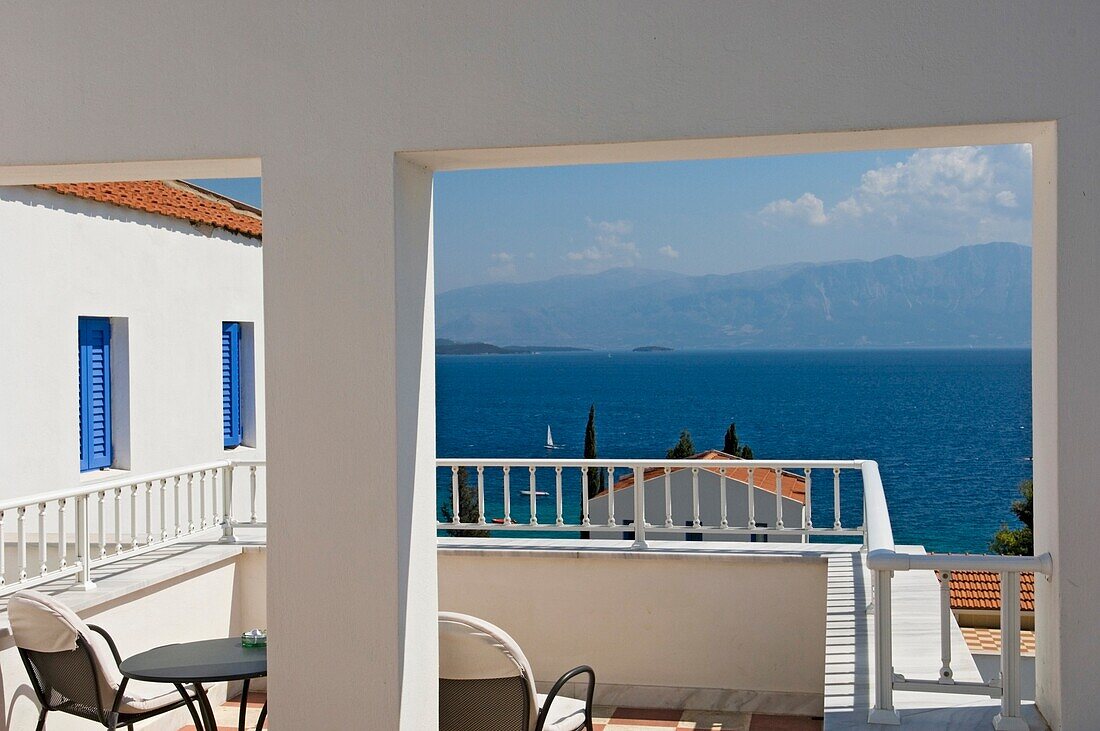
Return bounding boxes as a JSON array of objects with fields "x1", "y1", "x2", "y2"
[
  {"x1": 0, "y1": 186, "x2": 265, "y2": 507},
  {"x1": 588, "y1": 469, "x2": 806, "y2": 543},
  {"x1": 0, "y1": 3, "x2": 1096, "y2": 728},
  {"x1": 439, "y1": 545, "x2": 827, "y2": 714}
]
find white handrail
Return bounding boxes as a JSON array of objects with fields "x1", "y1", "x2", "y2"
[
  {"x1": 860, "y1": 458, "x2": 1051, "y2": 728},
  {"x1": 0, "y1": 458, "x2": 265, "y2": 597}
]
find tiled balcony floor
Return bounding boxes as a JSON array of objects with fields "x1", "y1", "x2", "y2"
[
  {"x1": 594, "y1": 706, "x2": 822, "y2": 730},
  {"x1": 179, "y1": 691, "x2": 266, "y2": 730},
  {"x1": 176, "y1": 699, "x2": 823, "y2": 730}
]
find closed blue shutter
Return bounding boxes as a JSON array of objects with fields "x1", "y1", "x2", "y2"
[
  {"x1": 222, "y1": 322, "x2": 243, "y2": 448},
  {"x1": 78, "y1": 317, "x2": 112, "y2": 471}
]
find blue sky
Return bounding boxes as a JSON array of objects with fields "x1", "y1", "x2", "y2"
[
  {"x1": 190, "y1": 143, "x2": 1032, "y2": 294},
  {"x1": 433, "y1": 144, "x2": 1032, "y2": 292}
]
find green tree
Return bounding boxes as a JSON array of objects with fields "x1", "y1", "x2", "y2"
[
  {"x1": 441, "y1": 466, "x2": 489, "y2": 538},
  {"x1": 723, "y1": 422, "x2": 740, "y2": 455},
  {"x1": 584, "y1": 404, "x2": 604, "y2": 496},
  {"x1": 990, "y1": 479, "x2": 1033, "y2": 556},
  {"x1": 666, "y1": 430, "x2": 696, "y2": 459},
  {"x1": 723, "y1": 422, "x2": 755, "y2": 459}
]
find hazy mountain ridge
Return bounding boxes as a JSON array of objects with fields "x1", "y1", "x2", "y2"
[{"x1": 436, "y1": 243, "x2": 1031, "y2": 348}]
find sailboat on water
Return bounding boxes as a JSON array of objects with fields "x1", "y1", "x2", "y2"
[{"x1": 521, "y1": 425, "x2": 560, "y2": 497}]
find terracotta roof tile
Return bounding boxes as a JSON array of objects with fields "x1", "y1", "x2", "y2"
[
  {"x1": 36, "y1": 180, "x2": 261, "y2": 239},
  {"x1": 947, "y1": 570, "x2": 1034, "y2": 613},
  {"x1": 595, "y1": 449, "x2": 807, "y2": 505}
]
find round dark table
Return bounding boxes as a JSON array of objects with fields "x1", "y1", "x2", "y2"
[{"x1": 119, "y1": 637, "x2": 267, "y2": 731}]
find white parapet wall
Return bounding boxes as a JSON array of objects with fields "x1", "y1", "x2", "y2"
[
  {"x1": 0, "y1": 542, "x2": 267, "y2": 730},
  {"x1": 438, "y1": 539, "x2": 828, "y2": 716}
]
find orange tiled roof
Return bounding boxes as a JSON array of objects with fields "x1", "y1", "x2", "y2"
[
  {"x1": 593, "y1": 449, "x2": 807, "y2": 505},
  {"x1": 947, "y1": 570, "x2": 1034, "y2": 613},
  {"x1": 36, "y1": 181, "x2": 261, "y2": 239}
]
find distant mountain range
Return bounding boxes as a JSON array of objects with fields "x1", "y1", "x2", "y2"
[
  {"x1": 435, "y1": 339, "x2": 590, "y2": 355},
  {"x1": 436, "y1": 243, "x2": 1031, "y2": 349}
]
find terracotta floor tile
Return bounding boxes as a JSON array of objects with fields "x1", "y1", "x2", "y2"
[
  {"x1": 611, "y1": 706, "x2": 684, "y2": 724},
  {"x1": 748, "y1": 714, "x2": 823, "y2": 730},
  {"x1": 678, "y1": 709, "x2": 752, "y2": 730}
]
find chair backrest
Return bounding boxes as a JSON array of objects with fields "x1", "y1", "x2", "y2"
[
  {"x1": 9, "y1": 590, "x2": 125, "y2": 723},
  {"x1": 438, "y1": 611, "x2": 538, "y2": 731}
]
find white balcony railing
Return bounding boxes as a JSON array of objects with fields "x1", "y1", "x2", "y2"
[
  {"x1": 862, "y1": 460, "x2": 1052, "y2": 730},
  {"x1": 0, "y1": 459, "x2": 265, "y2": 597},
  {"x1": 436, "y1": 458, "x2": 867, "y2": 542},
  {"x1": 437, "y1": 457, "x2": 1051, "y2": 729}
]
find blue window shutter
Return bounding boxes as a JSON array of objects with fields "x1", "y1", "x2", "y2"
[
  {"x1": 78, "y1": 317, "x2": 112, "y2": 472},
  {"x1": 222, "y1": 322, "x2": 243, "y2": 448}
]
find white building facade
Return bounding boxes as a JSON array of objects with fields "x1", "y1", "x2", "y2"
[
  {"x1": 587, "y1": 451, "x2": 807, "y2": 543},
  {"x1": 0, "y1": 182, "x2": 265, "y2": 503}
]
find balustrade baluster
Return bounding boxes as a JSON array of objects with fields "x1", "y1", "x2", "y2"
[
  {"x1": 249, "y1": 466, "x2": 258, "y2": 523},
  {"x1": 719, "y1": 468, "x2": 728, "y2": 529},
  {"x1": 187, "y1": 472, "x2": 195, "y2": 532},
  {"x1": 477, "y1": 466, "x2": 487, "y2": 525},
  {"x1": 199, "y1": 470, "x2": 207, "y2": 528},
  {"x1": 804, "y1": 468, "x2": 813, "y2": 530},
  {"x1": 663, "y1": 467, "x2": 673, "y2": 528},
  {"x1": 160, "y1": 479, "x2": 168, "y2": 541},
  {"x1": 774, "y1": 469, "x2": 784, "y2": 529},
  {"x1": 747, "y1": 467, "x2": 756, "y2": 530},
  {"x1": 691, "y1": 467, "x2": 701, "y2": 528},
  {"x1": 114, "y1": 488, "x2": 123, "y2": 554},
  {"x1": 130, "y1": 485, "x2": 139, "y2": 550},
  {"x1": 57, "y1": 499, "x2": 67, "y2": 569},
  {"x1": 173, "y1": 476, "x2": 181, "y2": 537},
  {"x1": 939, "y1": 570, "x2": 953, "y2": 683},
  {"x1": 38, "y1": 503, "x2": 47, "y2": 575},
  {"x1": 606, "y1": 466, "x2": 616, "y2": 526},
  {"x1": 98, "y1": 491, "x2": 107, "y2": 559},
  {"x1": 450, "y1": 466, "x2": 459, "y2": 524},
  {"x1": 833, "y1": 467, "x2": 842, "y2": 530},
  {"x1": 503, "y1": 467, "x2": 512, "y2": 525},
  {"x1": 580, "y1": 467, "x2": 590, "y2": 527},
  {"x1": 145, "y1": 482, "x2": 153, "y2": 544},
  {"x1": 210, "y1": 470, "x2": 219, "y2": 525},
  {"x1": 527, "y1": 467, "x2": 537, "y2": 526},
  {"x1": 554, "y1": 466, "x2": 564, "y2": 526},
  {"x1": 18, "y1": 506, "x2": 27, "y2": 581}
]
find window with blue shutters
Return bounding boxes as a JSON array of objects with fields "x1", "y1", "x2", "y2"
[
  {"x1": 222, "y1": 322, "x2": 243, "y2": 448},
  {"x1": 78, "y1": 317, "x2": 113, "y2": 472}
]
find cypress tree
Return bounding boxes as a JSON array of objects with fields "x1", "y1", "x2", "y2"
[
  {"x1": 440, "y1": 466, "x2": 489, "y2": 538},
  {"x1": 666, "y1": 430, "x2": 696, "y2": 459},
  {"x1": 584, "y1": 404, "x2": 604, "y2": 495},
  {"x1": 723, "y1": 422, "x2": 740, "y2": 455}
]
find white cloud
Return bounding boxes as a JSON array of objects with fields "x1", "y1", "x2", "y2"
[
  {"x1": 487, "y1": 251, "x2": 517, "y2": 279},
  {"x1": 758, "y1": 145, "x2": 1030, "y2": 241},
  {"x1": 657, "y1": 244, "x2": 680, "y2": 259},
  {"x1": 586, "y1": 217, "x2": 633, "y2": 235},
  {"x1": 759, "y1": 192, "x2": 829, "y2": 226},
  {"x1": 566, "y1": 218, "x2": 641, "y2": 270}
]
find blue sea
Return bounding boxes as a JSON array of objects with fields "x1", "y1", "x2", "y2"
[{"x1": 436, "y1": 348, "x2": 1032, "y2": 554}]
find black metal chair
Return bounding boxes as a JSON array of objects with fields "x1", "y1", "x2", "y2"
[
  {"x1": 9, "y1": 590, "x2": 205, "y2": 731},
  {"x1": 439, "y1": 611, "x2": 595, "y2": 731}
]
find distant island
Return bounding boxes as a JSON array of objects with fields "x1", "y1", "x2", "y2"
[
  {"x1": 633, "y1": 345, "x2": 673, "y2": 352},
  {"x1": 436, "y1": 338, "x2": 591, "y2": 355}
]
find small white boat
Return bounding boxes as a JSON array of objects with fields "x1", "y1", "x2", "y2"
[
  {"x1": 520, "y1": 489, "x2": 550, "y2": 497},
  {"x1": 545, "y1": 425, "x2": 563, "y2": 450}
]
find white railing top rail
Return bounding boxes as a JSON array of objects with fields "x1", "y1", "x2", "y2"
[
  {"x1": 436, "y1": 458, "x2": 865, "y2": 469},
  {"x1": 0, "y1": 457, "x2": 266, "y2": 513}
]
